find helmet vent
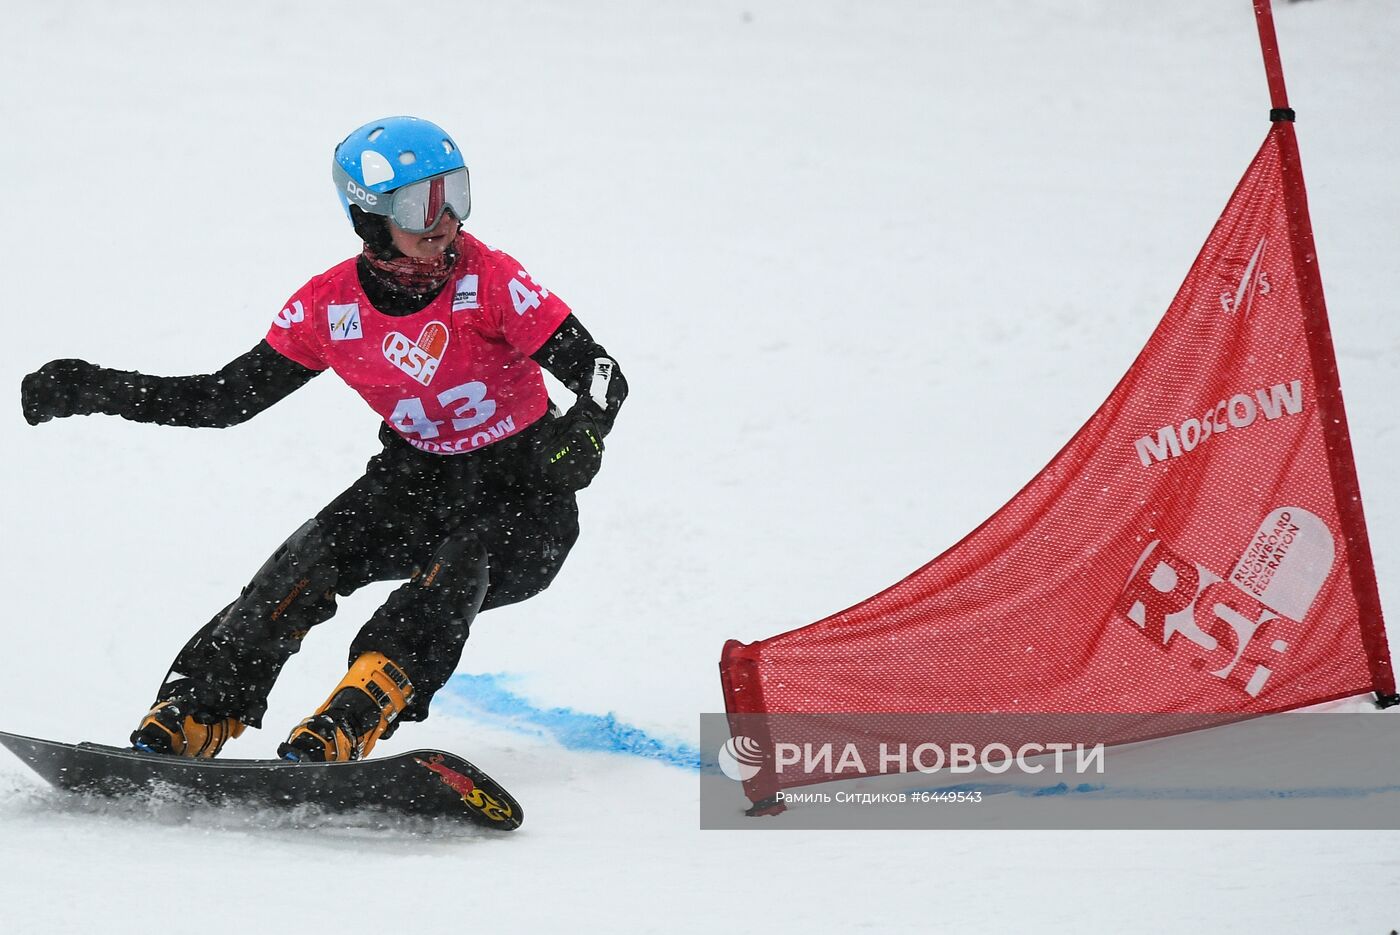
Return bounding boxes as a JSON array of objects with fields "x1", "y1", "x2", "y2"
[
  {"x1": 398, "y1": 151, "x2": 417, "y2": 165},
  {"x1": 367, "y1": 127, "x2": 385, "y2": 142},
  {"x1": 442, "y1": 139, "x2": 454, "y2": 154},
  {"x1": 360, "y1": 150, "x2": 395, "y2": 186}
]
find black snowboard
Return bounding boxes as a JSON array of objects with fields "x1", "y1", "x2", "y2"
[{"x1": 0, "y1": 729, "x2": 522, "y2": 831}]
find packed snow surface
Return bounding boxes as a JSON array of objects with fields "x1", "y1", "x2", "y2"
[{"x1": 2, "y1": 1, "x2": 1398, "y2": 932}]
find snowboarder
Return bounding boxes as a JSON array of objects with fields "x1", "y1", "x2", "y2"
[{"x1": 20, "y1": 116, "x2": 626, "y2": 762}]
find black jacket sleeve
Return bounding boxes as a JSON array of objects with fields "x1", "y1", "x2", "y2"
[
  {"x1": 41, "y1": 340, "x2": 319, "y2": 428},
  {"x1": 530, "y1": 313, "x2": 628, "y2": 435}
]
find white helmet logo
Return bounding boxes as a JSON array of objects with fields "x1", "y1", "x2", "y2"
[{"x1": 360, "y1": 149, "x2": 395, "y2": 186}]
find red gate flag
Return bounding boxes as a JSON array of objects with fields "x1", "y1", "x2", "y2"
[{"x1": 721, "y1": 121, "x2": 1395, "y2": 736}]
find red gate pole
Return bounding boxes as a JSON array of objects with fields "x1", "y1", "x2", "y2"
[
  {"x1": 1252, "y1": 0, "x2": 1292, "y2": 115},
  {"x1": 1250, "y1": 0, "x2": 1398, "y2": 703}
]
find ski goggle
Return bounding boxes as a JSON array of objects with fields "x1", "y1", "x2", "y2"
[{"x1": 335, "y1": 164, "x2": 472, "y2": 233}]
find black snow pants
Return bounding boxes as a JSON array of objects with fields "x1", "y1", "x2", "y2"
[{"x1": 153, "y1": 419, "x2": 579, "y2": 729}]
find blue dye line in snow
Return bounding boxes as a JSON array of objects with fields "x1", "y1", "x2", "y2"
[
  {"x1": 435, "y1": 680, "x2": 1400, "y2": 800},
  {"x1": 906, "y1": 781, "x2": 1400, "y2": 801},
  {"x1": 440, "y1": 673, "x2": 702, "y2": 770}
]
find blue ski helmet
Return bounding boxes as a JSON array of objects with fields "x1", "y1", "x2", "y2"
[{"x1": 332, "y1": 116, "x2": 470, "y2": 232}]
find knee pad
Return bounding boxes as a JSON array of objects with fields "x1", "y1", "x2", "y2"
[
  {"x1": 417, "y1": 532, "x2": 489, "y2": 600},
  {"x1": 193, "y1": 519, "x2": 342, "y2": 725},
  {"x1": 350, "y1": 532, "x2": 490, "y2": 725},
  {"x1": 248, "y1": 518, "x2": 337, "y2": 592},
  {"x1": 228, "y1": 518, "x2": 339, "y2": 622}
]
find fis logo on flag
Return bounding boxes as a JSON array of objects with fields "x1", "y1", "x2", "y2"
[
  {"x1": 1220, "y1": 238, "x2": 1272, "y2": 316},
  {"x1": 328, "y1": 303, "x2": 362, "y2": 341},
  {"x1": 1117, "y1": 507, "x2": 1335, "y2": 700}
]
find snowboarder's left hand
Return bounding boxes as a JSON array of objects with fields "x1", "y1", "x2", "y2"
[
  {"x1": 21, "y1": 359, "x2": 103, "y2": 425},
  {"x1": 536, "y1": 402, "x2": 605, "y2": 490}
]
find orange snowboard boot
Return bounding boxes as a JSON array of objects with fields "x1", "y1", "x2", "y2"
[
  {"x1": 278, "y1": 652, "x2": 414, "y2": 762},
  {"x1": 131, "y1": 698, "x2": 245, "y2": 758}
]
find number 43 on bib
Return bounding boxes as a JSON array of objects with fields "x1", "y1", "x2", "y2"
[{"x1": 509, "y1": 271, "x2": 548, "y2": 316}]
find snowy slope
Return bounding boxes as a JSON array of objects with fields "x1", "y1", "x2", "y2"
[{"x1": 2, "y1": 1, "x2": 1398, "y2": 932}]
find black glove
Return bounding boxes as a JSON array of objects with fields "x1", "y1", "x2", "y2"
[
  {"x1": 21, "y1": 359, "x2": 104, "y2": 425},
  {"x1": 536, "y1": 403, "x2": 605, "y2": 491}
]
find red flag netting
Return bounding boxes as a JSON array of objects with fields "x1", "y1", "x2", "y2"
[{"x1": 721, "y1": 124, "x2": 1394, "y2": 767}]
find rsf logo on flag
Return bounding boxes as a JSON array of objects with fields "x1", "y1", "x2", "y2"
[
  {"x1": 383, "y1": 321, "x2": 449, "y2": 386},
  {"x1": 1117, "y1": 507, "x2": 1335, "y2": 699}
]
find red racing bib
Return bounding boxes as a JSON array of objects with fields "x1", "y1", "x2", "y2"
[{"x1": 265, "y1": 232, "x2": 570, "y2": 455}]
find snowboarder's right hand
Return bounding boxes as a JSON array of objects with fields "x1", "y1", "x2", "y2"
[{"x1": 21, "y1": 359, "x2": 102, "y2": 425}]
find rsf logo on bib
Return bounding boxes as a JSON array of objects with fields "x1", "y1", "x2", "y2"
[{"x1": 384, "y1": 321, "x2": 449, "y2": 387}]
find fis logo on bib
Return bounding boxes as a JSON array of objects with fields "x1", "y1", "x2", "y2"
[
  {"x1": 328, "y1": 303, "x2": 362, "y2": 341},
  {"x1": 452, "y1": 274, "x2": 480, "y2": 311},
  {"x1": 384, "y1": 321, "x2": 449, "y2": 386}
]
